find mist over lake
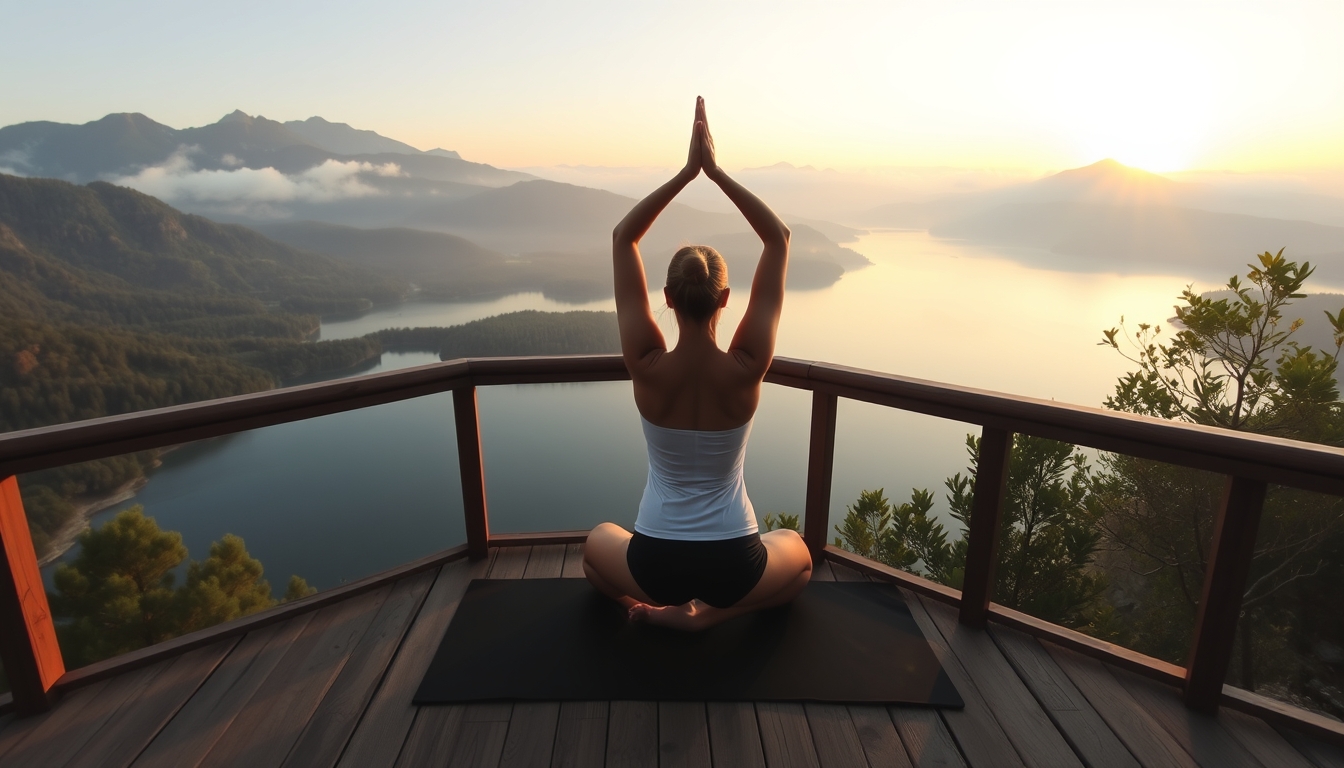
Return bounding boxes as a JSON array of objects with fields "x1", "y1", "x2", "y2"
[{"x1": 41, "y1": 230, "x2": 1236, "y2": 590}]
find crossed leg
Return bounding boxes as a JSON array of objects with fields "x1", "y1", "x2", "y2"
[{"x1": 582, "y1": 522, "x2": 813, "y2": 631}]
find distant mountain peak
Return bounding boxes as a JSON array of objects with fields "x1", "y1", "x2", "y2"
[{"x1": 220, "y1": 109, "x2": 254, "y2": 124}]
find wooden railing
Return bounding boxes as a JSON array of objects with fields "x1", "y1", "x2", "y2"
[{"x1": 2, "y1": 354, "x2": 1343, "y2": 740}]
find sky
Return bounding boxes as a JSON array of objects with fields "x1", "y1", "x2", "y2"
[{"x1": 3, "y1": 0, "x2": 1342, "y2": 174}]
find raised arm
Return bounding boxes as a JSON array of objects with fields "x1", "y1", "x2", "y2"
[
  {"x1": 697, "y1": 109, "x2": 790, "y2": 374},
  {"x1": 611, "y1": 100, "x2": 710, "y2": 369}
]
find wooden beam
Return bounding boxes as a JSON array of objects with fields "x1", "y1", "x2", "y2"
[
  {"x1": 453, "y1": 386, "x2": 491, "y2": 560},
  {"x1": 823, "y1": 546, "x2": 961, "y2": 605},
  {"x1": 958, "y1": 427, "x2": 1014, "y2": 629},
  {"x1": 803, "y1": 391, "x2": 839, "y2": 562},
  {"x1": 488, "y1": 531, "x2": 591, "y2": 547},
  {"x1": 0, "y1": 476, "x2": 64, "y2": 715},
  {"x1": 1185, "y1": 475, "x2": 1267, "y2": 712}
]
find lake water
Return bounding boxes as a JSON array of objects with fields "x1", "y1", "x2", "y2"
[{"x1": 45, "y1": 231, "x2": 1227, "y2": 590}]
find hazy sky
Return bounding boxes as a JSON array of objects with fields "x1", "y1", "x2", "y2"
[{"x1": 3, "y1": 1, "x2": 1341, "y2": 173}]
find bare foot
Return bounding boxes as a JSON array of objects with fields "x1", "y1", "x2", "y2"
[{"x1": 628, "y1": 600, "x2": 714, "y2": 631}]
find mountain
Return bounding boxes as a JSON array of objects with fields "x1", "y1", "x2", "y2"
[
  {"x1": 282, "y1": 116, "x2": 428, "y2": 156},
  {"x1": 0, "y1": 111, "x2": 527, "y2": 187},
  {"x1": 401, "y1": 179, "x2": 869, "y2": 289},
  {"x1": 0, "y1": 173, "x2": 404, "y2": 333},
  {"x1": 932, "y1": 202, "x2": 1344, "y2": 275}
]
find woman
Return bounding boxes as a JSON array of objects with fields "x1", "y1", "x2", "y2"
[{"x1": 583, "y1": 97, "x2": 813, "y2": 631}]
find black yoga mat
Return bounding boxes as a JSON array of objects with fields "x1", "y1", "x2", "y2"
[{"x1": 414, "y1": 578, "x2": 963, "y2": 707}]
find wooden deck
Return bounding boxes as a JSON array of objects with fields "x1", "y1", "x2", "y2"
[{"x1": 1, "y1": 545, "x2": 1341, "y2": 768}]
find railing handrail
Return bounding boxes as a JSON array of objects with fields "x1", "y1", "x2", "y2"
[
  {"x1": 4, "y1": 351, "x2": 1344, "y2": 739},
  {"x1": 3, "y1": 354, "x2": 1344, "y2": 494}
]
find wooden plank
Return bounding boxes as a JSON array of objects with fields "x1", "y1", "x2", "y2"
[
  {"x1": 561, "y1": 543, "x2": 585, "y2": 578},
  {"x1": 804, "y1": 391, "x2": 839, "y2": 560},
  {"x1": 0, "y1": 680, "x2": 110, "y2": 764},
  {"x1": 757, "y1": 702, "x2": 822, "y2": 768},
  {"x1": 395, "y1": 706, "x2": 465, "y2": 767},
  {"x1": 1042, "y1": 642, "x2": 1198, "y2": 768},
  {"x1": 813, "y1": 559, "x2": 836, "y2": 581},
  {"x1": 848, "y1": 705, "x2": 914, "y2": 768},
  {"x1": 489, "y1": 532, "x2": 590, "y2": 548},
  {"x1": 4, "y1": 664, "x2": 160, "y2": 767},
  {"x1": 659, "y1": 702, "x2": 711, "y2": 768},
  {"x1": 958, "y1": 427, "x2": 1012, "y2": 629},
  {"x1": 1276, "y1": 726, "x2": 1344, "y2": 768},
  {"x1": 336, "y1": 557, "x2": 491, "y2": 768},
  {"x1": 1185, "y1": 477, "x2": 1267, "y2": 712},
  {"x1": 897, "y1": 590, "x2": 1026, "y2": 768},
  {"x1": 986, "y1": 602, "x2": 1185, "y2": 688},
  {"x1": 1223, "y1": 687, "x2": 1344, "y2": 749},
  {"x1": 919, "y1": 596, "x2": 1081, "y2": 768},
  {"x1": 550, "y1": 701, "x2": 606, "y2": 767},
  {"x1": 132, "y1": 616, "x2": 314, "y2": 768},
  {"x1": 447, "y1": 703, "x2": 513, "y2": 768},
  {"x1": 197, "y1": 586, "x2": 392, "y2": 768},
  {"x1": 805, "y1": 703, "x2": 869, "y2": 768},
  {"x1": 889, "y1": 709, "x2": 966, "y2": 768},
  {"x1": 829, "y1": 561, "x2": 866, "y2": 582},
  {"x1": 825, "y1": 547, "x2": 961, "y2": 605},
  {"x1": 522, "y1": 545, "x2": 565, "y2": 579},
  {"x1": 65, "y1": 641, "x2": 238, "y2": 768},
  {"x1": 0, "y1": 475, "x2": 63, "y2": 714},
  {"x1": 488, "y1": 547, "x2": 531, "y2": 580},
  {"x1": 453, "y1": 386, "x2": 492, "y2": 560},
  {"x1": 280, "y1": 571, "x2": 436, "y2": 768},
  {"x1": 498, "y1": 703, "x2": 560, "y2": 768},
  {"x1": 1110, "y1": 664, "x2": 1263, "y2": 768},
  {"x1": 497, "y1": 546, "x2": 566, "y2": 768},
  {"x1": 988, "y1": 625, "x2": 1139, "y2": 768},
  {"x1": 1220, "y1": 707, "x2": 1315, "y2": 768},
  {"x1": 56, "y1": 543, "x2": 469, "y2": 696},
  {"x1": 705, "y1": 702, "x2": 766, "y2": 768},
  {"x1": 606, "y1": 701, "x2": 656, "y2": 768}
]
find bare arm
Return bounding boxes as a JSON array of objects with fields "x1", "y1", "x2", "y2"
[
  {"x1": 612, "y1": 102, "x2": 708, "y2": 369},
  {"x1": 697, "y1": 110, "x2": 790, "y2": 374}
]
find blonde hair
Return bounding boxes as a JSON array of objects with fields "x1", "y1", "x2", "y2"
[{"x1": 666, "y1": 245, "x2": 728, "y2": 322}]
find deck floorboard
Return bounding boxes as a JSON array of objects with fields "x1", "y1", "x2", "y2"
[
  {"x1": 11, "y1": 545, "x2": 1337, "y2": 768},
  {"x1": 706, "y1": 702, "x2": 768, "y2": 768}
]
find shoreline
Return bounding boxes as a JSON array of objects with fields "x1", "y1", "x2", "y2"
[{"x1": 37, "y1": 475, "x2": 149, "y2": 568}]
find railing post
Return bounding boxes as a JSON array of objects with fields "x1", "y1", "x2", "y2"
[
  {"x1": 452, "y1": 387, "x2": 491, "y2": 561},
  {"x1": 958, "y1": 427, "x2": 1014, "y2": 629},
  {"x1": 1184, "y1": 475, "x2": 1267, "y2": 712},
  {"x1": 803, "y1": 391, "x2": 839, "y2": 564},
  {"x1": 0, "y1": 475, "x2": 65, "y2": 714}
]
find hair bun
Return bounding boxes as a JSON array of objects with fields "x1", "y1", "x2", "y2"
[{"x1": 683, "y1": 252, "x2": 710, "y2": 283}]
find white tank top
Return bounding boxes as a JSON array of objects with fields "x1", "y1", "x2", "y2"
[{"x1": 633, "y1": 415, "x2": 758, "y2": 541}]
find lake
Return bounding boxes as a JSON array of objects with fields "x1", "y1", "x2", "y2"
[{"x1": 45, "y1": 231, "x2": 1226, "y2": 590}]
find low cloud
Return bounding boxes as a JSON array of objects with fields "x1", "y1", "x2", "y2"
[{"x1": 110, "y1": 148, "x2": 404, "y2": 204}]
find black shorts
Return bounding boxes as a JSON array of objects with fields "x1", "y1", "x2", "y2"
[{"x1": 626, "y1": 531, "x2": 770, "y2": 609}]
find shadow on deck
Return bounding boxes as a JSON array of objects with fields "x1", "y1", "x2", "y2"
[{"x1": 1, "y1": 544, "x2": 1341, "y2": 768}]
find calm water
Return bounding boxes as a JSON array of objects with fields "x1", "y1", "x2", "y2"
[{"x1": 47, "y1": 231, "x2": 1222, "y2": 590}]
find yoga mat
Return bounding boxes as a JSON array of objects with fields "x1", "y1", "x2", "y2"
[{"x1": 414, "y1": 579, "x2": 963, "y2": 707}]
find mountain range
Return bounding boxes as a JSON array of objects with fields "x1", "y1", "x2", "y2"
[
  {"x1": 863, "y1": 159, "x2": 1344, "y2": 280},
  {"x1": 0, "y1": 110, "x2": 527, "y2": 187}
]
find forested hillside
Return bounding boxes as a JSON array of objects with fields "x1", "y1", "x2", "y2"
[{"x1": 0, "y1": 173, "x2": 620, "y2": 562}]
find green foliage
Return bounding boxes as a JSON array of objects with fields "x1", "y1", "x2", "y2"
[
  {"x1": 49, "y1": 507, "x2": 309, "y2": 668},
  {"x1": 761, "y1": 513, "x2": 800, "y2": 533},
  {"x1": 1098, "y1": 250, "x2": 1344, "y2": 712},
  {"x1": 834, "y1": 434, "x2": 1112, "y2": 631},
  {"x1": 1100, "y1": 249, "x2": 1342, "y2": 438}
]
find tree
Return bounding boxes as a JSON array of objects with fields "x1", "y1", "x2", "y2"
[
  {"x1": 834, "y1": 433, "x2": 1114, "y2": 632},
  {"x1": 50, "y1": 507, "x2": 312, "y2": 667},
  {"x1": 1097, "y1": 250, "x2": 1344, "y2": 711}
]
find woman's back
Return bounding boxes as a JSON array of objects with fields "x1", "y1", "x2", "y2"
[{"x1": 632, "y1": 343, "x2": 761, "y2": 431}]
